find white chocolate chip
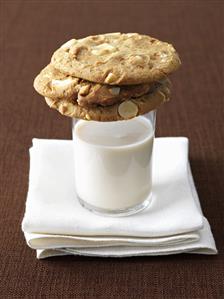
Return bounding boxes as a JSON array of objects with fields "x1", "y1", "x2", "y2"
[
  {"x1": 109, "y1": 87, "x2": 120, "y2": 95},
  {"x1": 105, "y1": 72, "x2": 117, "y2": 84},
  {"x1": 61, "y1": 39, "x2": 76, "y2": 50},
  {"x1": 51, "y1": 78, "x2": 73, "y2": 92},
  {"x1": 118, "y1": 101, "x2": 138, "y2": 119},
  {"x1": 91, "y1": 43, "x2": 116, "y2": 56},
  {"x1": 134, "y1": 55, "x2": 144, "y2": 62},
  {"x1": 130, "y1": 54, "x2": 148, "y2": 66},
  {"x1": 160, "y1": 52, "x2": 168, "y2": 62}
]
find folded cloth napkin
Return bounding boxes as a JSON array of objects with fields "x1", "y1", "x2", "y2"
[{"x1": 22, "y1": 138, "x2": 217, "y2": 259}]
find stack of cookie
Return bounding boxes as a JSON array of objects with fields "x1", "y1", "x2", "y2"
[{"x1": 34, "y1": 33, "x2": 181, "y2": 121}]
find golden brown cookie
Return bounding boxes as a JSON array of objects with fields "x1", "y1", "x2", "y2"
[
  {"x1": 51, "y1": 33, "x2": 180, "y2": 85},
  {"x1": 34, "y1": 64, "x2": 157, "y2": 107},
  {"x1": 44, "y1": 79, "x2": 171, "y2": 122}
]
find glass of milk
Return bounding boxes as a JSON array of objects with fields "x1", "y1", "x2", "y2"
[{"x1": 72, "y1": 111, "x2": 156, "y2": 216}]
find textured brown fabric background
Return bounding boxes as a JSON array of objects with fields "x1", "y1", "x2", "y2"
[{"x1": 1, "y1": 0, "x2": 223, "y2": 298}]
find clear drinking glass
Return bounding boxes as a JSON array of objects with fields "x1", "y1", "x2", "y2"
[{"x1": 72, "y1": 110, "x2": 156, "y2": 216}]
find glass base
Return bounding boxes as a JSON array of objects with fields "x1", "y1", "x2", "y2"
[{"x1": 78, "y1": 194, "x2": 152, "y2": 217}]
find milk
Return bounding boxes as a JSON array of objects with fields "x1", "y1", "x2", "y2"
[{"x1": 73, "y1": 116, "x2": 154, "y2": 212}]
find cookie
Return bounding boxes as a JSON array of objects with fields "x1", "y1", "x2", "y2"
[
  {"x1": 44, "y1": 79, "x2": 170, "y2": 122},
  {"x1": 34, "y1": 64, "x2": 158, "y2": 107},
  {"x1": 33, "y1": 64, "x2": 79, "y2": 100},
  {"x1": 51, "y1": 32, "x2": 180, "y2": 85}
]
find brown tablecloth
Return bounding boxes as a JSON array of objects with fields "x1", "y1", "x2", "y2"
[{"x1": 1, "y1": 1, "x2": 223, "y2": 298}]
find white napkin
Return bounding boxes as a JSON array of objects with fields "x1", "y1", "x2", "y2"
[{"x1": 22, "y1": 138, "x2": 217, "y2": 259}]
